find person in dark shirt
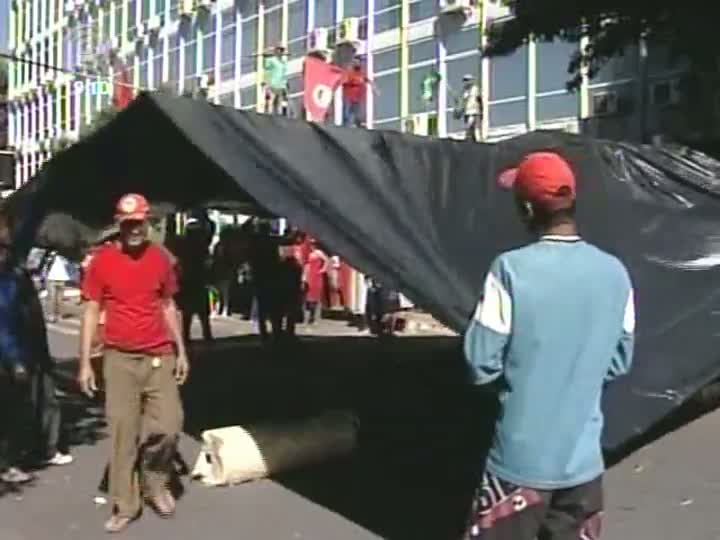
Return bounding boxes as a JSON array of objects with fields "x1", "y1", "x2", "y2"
[
  {"x1": 175, "y1": 219, "x2": 213, "y2": 343},
  {"x1": 0, "y1": 221, "x2": 33, "y2": 484},
  {"x1": 274, "y1": 246, "x2": 304, "y2": 340},
  {"x1": 248, "y1": 219, "x2": 281, "y2": 341}
]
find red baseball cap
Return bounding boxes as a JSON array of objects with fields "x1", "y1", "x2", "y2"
[
  {"x1": 498, "y1": 152, "x2": 576, "y2": 210},
  {"x1": 115, "y1": 193, "x2": 150, "y2": 222}
]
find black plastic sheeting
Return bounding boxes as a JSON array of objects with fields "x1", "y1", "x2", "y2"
[{"x1": 5, "y1": 92, "x2": 720, "y2": 453}]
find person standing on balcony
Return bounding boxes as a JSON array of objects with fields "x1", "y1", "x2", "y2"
[
  {"x1": 462, "y1": 74, "x2": 483, "y2": 142},
  {"x1": 341, "y1": 59, "x2": 374, "y2": 128},
  {"x1": 77, "y1": 194, "x2": 189, "y2": 534},
  {"x1": 263, "y1": 44, "x2": 289, "y2": 116},
  {"x1": 463, "y1": 153, "x2": 635, "y2": 540}
]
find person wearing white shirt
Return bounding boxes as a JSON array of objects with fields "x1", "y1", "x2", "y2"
[{"x1": 46, "y1": 252, "x2": 71, "y2": 323}]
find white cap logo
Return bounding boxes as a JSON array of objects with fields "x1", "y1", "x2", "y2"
[
  {"x1": 312, "y1": 84, "x2": 333, "y2": 109},
  {"x1": 120, "y1": 196, "x2": 137, "y2": 213}
]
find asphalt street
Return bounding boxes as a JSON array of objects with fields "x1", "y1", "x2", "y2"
[{"x1": 1, "y1": 315, "x2": 719, "y2": 540}]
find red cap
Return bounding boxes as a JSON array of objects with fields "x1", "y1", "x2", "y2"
[
  {"x1": 115, "y1": 193, "x2": 150, "y2": 222},
  {"x1": 499, "y1": 152, "x2": 576, "y2": 210}
]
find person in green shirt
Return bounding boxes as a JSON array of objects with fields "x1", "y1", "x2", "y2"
[{"x1": 263, "y1": 44, "x2": 289, "y2": 116}]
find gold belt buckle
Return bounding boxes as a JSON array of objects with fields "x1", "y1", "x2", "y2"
[{"x1": 151, "y1": 357, "x2": 161, "y2": 369}]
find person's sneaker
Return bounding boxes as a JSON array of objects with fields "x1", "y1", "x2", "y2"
[
  {"x1": 47, "y1": 452, "x2": 74, "y2": 466},
  {"x1": 1, "y1": 467, "x2": 33, "y2": 484}
]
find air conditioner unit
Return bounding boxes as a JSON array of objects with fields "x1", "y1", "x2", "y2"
[
  {"x1": 440, "y1": 0, "x2": 474, "y2": 15},
  {"x1": 651, "y1": 79, "x2": 682, "y2": 107},
  {"x1": 147, "y1": 14, "x2": 162, "y2": 32},
  {"x1": 407, "y1": 113, "x2": 430, "y2": 136},
  {"x1": 308, "y1": 28, "x2": 330, "y2": 52},
  {"x1": 337, "y1": 18, "x2": 360, "y2": 45},
  {"x1": 196, "y1": 0, "x2": 214, "y2": 9},
  {"x1": 110, "y1": 35, "x2": 120, "y2": 51},
  {"x1": 64, "y1": 0, "x2": 75, "y2": 15},
  {"x1": 179, "y1": 0, "x2": 195, "y2": 17},
  {"x1": 592, "y1": 91, "x2": 619, "y2": 116}
]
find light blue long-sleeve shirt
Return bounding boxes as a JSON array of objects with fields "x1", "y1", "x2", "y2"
[{"x1": 464, "y1": 236, "x2": 635, "y2": 489}]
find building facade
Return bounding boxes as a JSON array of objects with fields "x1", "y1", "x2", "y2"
[{"x1": 6, "y1": 0, "x2": 690, "y2": 191}]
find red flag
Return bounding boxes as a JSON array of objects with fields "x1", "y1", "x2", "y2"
[
  {"x1": 303, "y1": 56, "x2": 345, "y2": 122},
  {"x1": 113, "y1": 64, "x2": 133, "y2": 110}
]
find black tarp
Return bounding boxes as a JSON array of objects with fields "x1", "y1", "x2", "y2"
[{"x1": 5, "y1": 92, "x2": 720, "y2": 453}]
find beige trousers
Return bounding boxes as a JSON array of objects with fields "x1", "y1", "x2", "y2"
[{"x1": 104, "y1": 349, "x2": 184, "y2": 518}]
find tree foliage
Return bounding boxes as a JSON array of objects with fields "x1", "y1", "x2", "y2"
[{"x1": 485, "y1": 0, "x2": 715, "y2": 89}]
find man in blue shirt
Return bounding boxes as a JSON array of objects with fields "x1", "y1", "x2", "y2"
[
  {"x1": 463, "y1": 152, "x2": 635, "y2": 540},
  {"x1": 0, "y1": 220, "x2": 33, "y2": 484}
]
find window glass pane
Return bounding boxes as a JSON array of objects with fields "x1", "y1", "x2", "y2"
[
  {"x1": 489, "y1": 44, "x2": 527, "y2": 100},
  {"x1": 374, "y1": 8, "x2": 400, "y2": 34},
  {"x1": 289, "y1": 1, "x2": 306, "y2": 39},
  {"x1": 222, "y1": 8, "x2": 235, "y2": 27},
  {"x1": 265, "y1": 9, "x2": 282, "y2": 49},
  {"x1": 489, "y1": 100, "x2": 526, "y2": 127},
  {"x1": 591, "y1": 45, "x2": 640, "y2": 84},
  {"x1": 127, "y1": 0, "x2": 137, "y2": 28},
  {"x1": 537, "y1": 92, "x2": 577, "y2": 121},
  {"x1": 446, "y1": 54, "x2": 479, "y2": 99},
  {"x1": 410, "y1": 0, "x2": 435, "y2": 23},
  {"x1": 241, "y1": 0, "x2": 258, "y2": 16},
  {"x1": 140, "y1": 62, "x2": 148, "y2": 89},
  {"x1": 219, "y1": 93, "x2": 235, "y2": 107},
  {"x1": 288, "y1": 2, "x2": 307, "y2": 59},
  {"x1": 264, "y1": 0, "x2": 282, "y2": 8},
  {"x1": 536, "y1": 39, "x2": 576, "y2": 94},
  {"x1": 240, "y1": 86, "x2": 256, "y2": 107},
  {"x1": 374, "y1": 72, "x2": 400, "y2": 120},
  {"x1": 142, "y1": 0, "x2": 151, "y2": 21},
  {"x1": 315, "y1": 0, "x2": 334, "y2": 28},
  {"x1": 220, "y1": 62, "x2": 235, "y2": 82},
  {"x1": 184, "y1": 40, "x2": 196, "y2": 77},
  {"x1": 241, "y1": 19, "x2": 257, "y2": 73},
  {"x1": 343, "y1": 0, "x2": 366, "y2": 18},
  {"x1": 221, "y1": 26, "x2": 236, "y2": 65},
  {"x1": 445, "y1": 27, "x2": 477, "y2": 56},
  {"x1": 288, "y1": 94, "x2": 303, "y2": 119},
  {"x1": 169, "y1": 0, "x2": 179, "y2": 21},
  {"x1": 373, "y1": 47, "x2": 400, "y2": 73},
  {"x1": 103, "y1": 10, "x2": 111, "y2": 39},
  {"x1": 154, "y1": 54, "x2": 162, "y2": 87},
  {"x1": 287, "y1": 74, "x2": 303, "y2": 94},
  {"x1": 376, "y1": 0, "x2": 401, "y2": 10},
  {"x1": 203, "y1": 32, "x2": 216, "y2": 72},
  {"x1": 156, "y1": 0, "x2": 166, "y2": 16},
  {"x1": 409, "y1": 39, "x2": 436, "y2": 65},
  {"x1": 115, "y1": 5, "x2": 123, "y2": 35}
]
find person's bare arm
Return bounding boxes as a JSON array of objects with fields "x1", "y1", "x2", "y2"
[
  {"x1": 77, "y1": 300, "x2": 100, "y2": 397},
  {"x1": 162, "y1": 299, "x2": 189, "y2": 384}
]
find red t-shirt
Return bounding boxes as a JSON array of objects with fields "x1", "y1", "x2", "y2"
[
  {"x1": 343, "y1": 70, "x2": 367, "y2": 104},
  {"x1": 82, "y1": 242, "x2": 178, "y2": 355}
]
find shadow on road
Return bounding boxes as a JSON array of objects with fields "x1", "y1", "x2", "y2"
[{"x1": 182, "y1": 335, "x2": 497, "y2": 540}]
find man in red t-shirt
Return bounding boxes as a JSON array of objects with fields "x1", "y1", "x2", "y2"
[
  {"x1": 77, "y1": 194, "x2": 189, "y2": 534},
  {"x1": 342, "y1": 59, "x2": 373, "y2": 128}
]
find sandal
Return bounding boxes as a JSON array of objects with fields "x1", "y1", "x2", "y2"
[
  {"x1": 104, "y1": 515, "x2": 134, "y2": 534},
  {"x1": 146, "y1": 490, "x2": 176, "y2": 518}
]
